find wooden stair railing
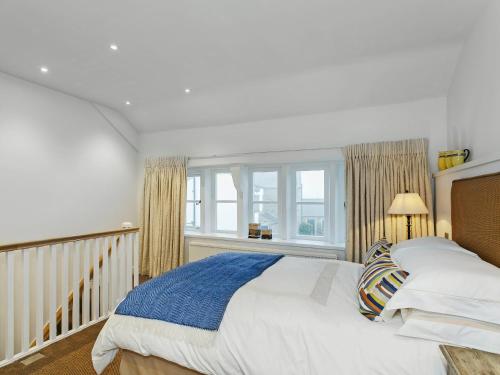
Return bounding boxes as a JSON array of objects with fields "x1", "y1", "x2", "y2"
[
  {"x1": 0, "y1": 227, "x2": 140, "y2": 367},
  {"x1": 0, "y1": 228, "x2": 138, "y2": 253},
  {"x1": 29, "y1": 237, "x2": 120, "y2": 348}
]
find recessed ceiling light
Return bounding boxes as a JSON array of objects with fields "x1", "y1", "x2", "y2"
[
  {"x1": 110, "y1": 44, "x2": 119, "y2": 51},
  {"x1": 125, "y1": 100, "x2": 131, "y2": 106},
  {"x1": 40, "y1": 66, "x2": 49, "y2": 74},
  {"x1": 184, "y1": 88, "x2": 191, "y2": 94}
]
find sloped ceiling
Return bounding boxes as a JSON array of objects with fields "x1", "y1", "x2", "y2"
[{"x1": 0, "y1": 0, "x2": 490, "y2": 131}]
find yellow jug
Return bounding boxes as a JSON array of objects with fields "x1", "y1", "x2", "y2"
[
  {"x1": 451, "y1": 149, "x2": 470, "y2": 167},
  {"x1": 445, "y1": 151, "x2": 455, "y2": 169},
  {"x1": 438, "y1": 151, "x2": 448, "y2": 171}
]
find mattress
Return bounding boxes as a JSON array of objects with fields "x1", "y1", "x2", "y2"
[{"x1": 92, "y1": 256, "x2": 447, "y2": 374}]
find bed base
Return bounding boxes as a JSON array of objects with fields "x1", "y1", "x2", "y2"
[{"x1": 120, "y1": 350, "x2": 202, "y2": 375}]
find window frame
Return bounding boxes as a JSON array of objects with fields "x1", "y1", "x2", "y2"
[
  {"x1": 185, "y1": 171, "x2": 203, "y2": 232},
  {"x1": 248, "y1": 166, "x2": 282, "y2": 238},
  {"x1": 211, "y1": 169, "x2": 238, "y2": 234},
  {"x1": 185, "y1": 161, "x2": 344, "y2": 246},
  {"x1": 289, "y1": 164, "x2": 330, "y2": 241}
]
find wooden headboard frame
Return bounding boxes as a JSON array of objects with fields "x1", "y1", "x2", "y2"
[{"x1": 451, "y1": 172, "x2": 500, "y2": 267}]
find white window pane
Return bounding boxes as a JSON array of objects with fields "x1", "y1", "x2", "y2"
[
  {"x1": 194, "y1": 203, "x2": 201, "y2": 228},
  {"x1": 297, "y1": 203, "x2": 324, "y2": 236},
  {"x1": 186, "y1": 201, "x2": 201, "y2": 229},
  {"x1": 252, "y1": 171, "x2": 278, "y2": 201},
  {"x1": 252, "y1": 203, "x2": 279, "y2": 233},
  {"x1": 216, "y1": 173, "x2": 237, "y2": 200},
  {"x1": 217, "y1": 202, "x2": 237, "y2": 231},
  {"x1": 186, "y1": 175, "x2": 201, "y2": 229},
  {"x1": 187, "y1": 175, "x2": 201, "y2": 201},
  {"x1": 296, "y1": 170, "x2": 324, "y2": 202},
  {"x1": 194, "y1": 175, "x2": 200, "y2": 200},
  {"x1": 186, "y1": 202, "x2": 194, "y2": 227},
  {"x1": 187, "y1": 177, "x2": 194, "y2": 201}
]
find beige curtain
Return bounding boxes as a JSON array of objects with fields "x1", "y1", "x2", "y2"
[
  {"x1": 343, "y1": 138, "x2": 434, "y2": 263},
  {"x1": 141, "y1": 156, "x2": 187, "y2": 277}
]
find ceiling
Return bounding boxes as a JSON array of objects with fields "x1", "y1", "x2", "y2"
[{"x1": 0, "y1": 0, "x2": 490, "y2": 132}]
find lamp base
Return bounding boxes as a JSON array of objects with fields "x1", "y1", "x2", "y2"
[{"x1": 406, "y1": 215, "x2": 412, "y2": 240}]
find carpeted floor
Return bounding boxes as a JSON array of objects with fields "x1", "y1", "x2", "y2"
[
  {"x1": 0, "y1": 321, "x2": 120, "y2": 375},
  {"x1": 1, "y1": 277, "x2": 152, "y2": 375},
  {"x1": 31, "y1": 341, "x2": 120, "y2": 375}
]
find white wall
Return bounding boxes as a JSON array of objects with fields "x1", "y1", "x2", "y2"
[
  {"x1": 140, "y1": 97, "x2": 447, "y2": 262},
  {"x1": 141, "y1": 97, "x2": 447, "y2": 171},
  {"x1": 448, "y1": 1, "x2": 500, "y2": 161},
  {"x1": 0, "y1": 72, "x2": 139, "y2": 243}
]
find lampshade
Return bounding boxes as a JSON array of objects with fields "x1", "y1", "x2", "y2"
[{"x1": 388, "y1": 193, "x2": 428, "y2": 215}]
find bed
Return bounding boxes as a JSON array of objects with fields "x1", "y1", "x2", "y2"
[{"x1": 92, "y1": 172, "x2": 500, "y2": 375}]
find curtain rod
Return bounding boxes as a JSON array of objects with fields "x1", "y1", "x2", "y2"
[{"x1": 188, "y1": 146, "x2": 342, "y2": 160}]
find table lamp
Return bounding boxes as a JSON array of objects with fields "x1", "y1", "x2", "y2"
[{"x1": 388, "y1": 192, "x2": 428, "y2": 239}]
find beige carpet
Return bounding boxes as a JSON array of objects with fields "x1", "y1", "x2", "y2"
[{"x1": 31, "y1": 341, "x2": 120, "y2": 375}]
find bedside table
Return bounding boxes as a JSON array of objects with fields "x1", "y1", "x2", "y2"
[{"x1": 440, "y1": 345, "x2": 500, "y2": 375}]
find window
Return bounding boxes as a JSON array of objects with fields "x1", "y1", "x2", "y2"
[
  {"x1": 214, "y1": 172, "x2": 238, "y2": 232},
  {"x1": 294, "y1": 169, "x2": 326, "y2": 238},
  {"x1": 185, "y1": 162, "x2": 344, "y2": 245},
  {"x1": 250, "y1": 170, "x2": 279, "y2": 234},
  {"x1": 186, "y1": 175, "x2": 201, "y2": 229}
]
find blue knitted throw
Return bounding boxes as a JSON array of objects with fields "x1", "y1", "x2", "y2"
[{"x1": 115, "y1": 252, "x2": 283, "y2": 330}]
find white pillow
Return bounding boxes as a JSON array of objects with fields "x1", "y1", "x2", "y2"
[
  {"x1": 383, "y1": 245, "x2": 500, "y2": 324},
  {"x1": 391, "y1": 236, "x2": 477, "y2": 258},
  {"x1": 398, "y1": 309, "x2": 500, "y2": 355}
]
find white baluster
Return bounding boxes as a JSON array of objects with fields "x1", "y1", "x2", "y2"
[
  {"x1": 126, "y1": 233, "x2": 133, "y2": 292},
  {"x1": 36, "y1": 247, "x2": 44, "y2": 346},
  {"x1": 92, "y1": 238, "x2": 100, "y2": 321},
  {"x1": 61, "y1": 242, "x2": 70, "y2": 335},
  {"x1": 49, "y1": 245, "x2": 57, "y2": 340},
  {"x1": 133, "y1": 232, "x2": 140, "y2": 287},
  {"x1": 82, "y1": 240, "x2": 90, "y2": 325},
  {"x1": 72, "y1": 241, "x2": 80, "y2": 331},
  {"x1": 101, "y1": 237, "x2": 109, "y2": 316},
  {"x1": 22, "y1": 249, "x2": 31, "y2": 352},
  {"x1": 119, "y1": 234, "x2": 126, "y2": 300},
  {"x1": 6, "y1": 251, "x2": 15, "y2": 359},
  {"x1": 110, "y1": 235, "x2": 118, "y2": 308}
]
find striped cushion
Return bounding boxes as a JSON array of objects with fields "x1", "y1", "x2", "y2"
[
  {"x1": 358, "y1": 254, "x2": 409, "y2": 321},
  {"x1": 363, "y1": 238, "x2": 392, "y2": 266}
]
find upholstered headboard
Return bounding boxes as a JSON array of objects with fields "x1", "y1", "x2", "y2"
[{"x1": 451, "y1": 172, "x2": 500, "y2": 267}]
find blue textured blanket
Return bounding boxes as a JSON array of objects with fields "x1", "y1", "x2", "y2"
[{"x1": 116, "y1": 252, "x2": 283, "y2": 330}]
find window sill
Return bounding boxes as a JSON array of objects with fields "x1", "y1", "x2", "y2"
[{"x1": 184, "y1": 231, "x2": 345, "y2": 253}]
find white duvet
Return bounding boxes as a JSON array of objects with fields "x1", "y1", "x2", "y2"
[{"x1": 92, "y1": 257, "x2": 446, "y2": 374}]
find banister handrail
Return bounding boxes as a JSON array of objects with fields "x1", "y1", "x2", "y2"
[{"x1": 0, "y1": 227, "x2": 140, "y2": 253}]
